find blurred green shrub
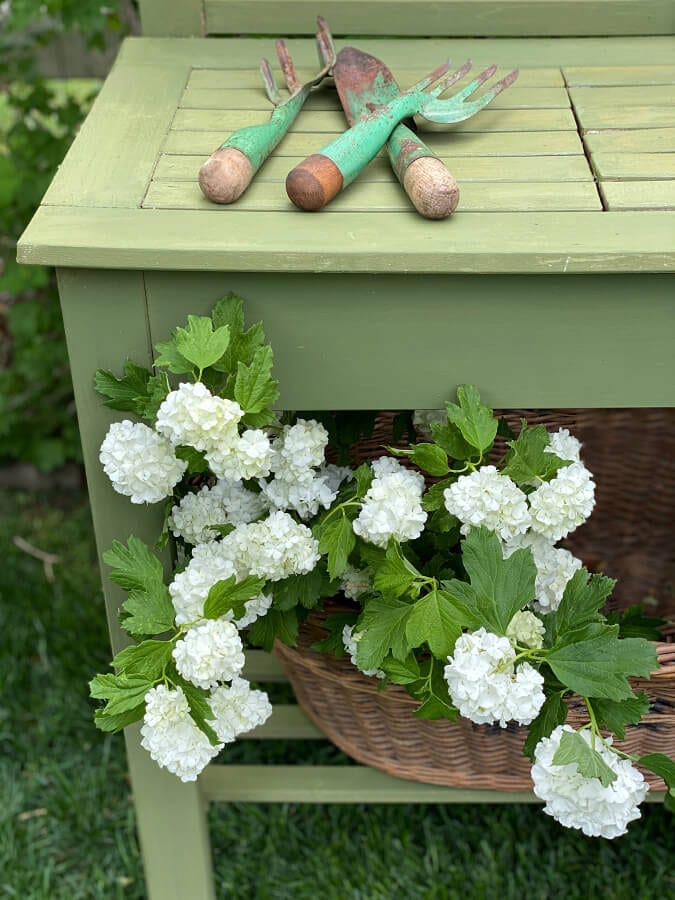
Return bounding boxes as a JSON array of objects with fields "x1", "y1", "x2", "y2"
[{"x1": 0, "y1": 1, "x2": 125, "y2": 469}]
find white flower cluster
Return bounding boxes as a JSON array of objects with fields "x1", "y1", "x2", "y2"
[
  {"x1": 532, "y1": 726, "x2": 649, "y2": 838},
  {"x1": 207, "y1": 428, "x2": 273, "y2": 481},
  {"x1": 546, "y1": 428, "x2": 581, "y2": 462},
  {"x1": 140, "y1": 679, "x2": 272, "y2": 782},
  {"x1": 528, "y1": 462, "x2": 596, "y2": 542},
  {"x1": 221, "y1": 511, "x2": 321, "y2": 582},
  {"x1": 443, "y1": 628, "x2": 545, "y2": 727},
  {"x1": 342, "y1": 625, "x2": 386, "y2": 679},
  {"x1": 172, "y1": 618, "x2": 245, "y2": 689},
  {"x1": 353, "y1": 457, "x2": 427, "y2": 548},
  {"x1": 156, "y1": 381, "x2": 242, "y2": 451},
  {"x1": 168, "y1": 479, "x2": 267, "y2": 545},
  {"x1": 443, "y1": 465, "x2": 531, "y2": 542},
  {"x1": 505, "y1": 609, "x2": 545, "y2": 649},
  {"x1": 99, "y1": 421, "x2": 187, "y2": 504}
]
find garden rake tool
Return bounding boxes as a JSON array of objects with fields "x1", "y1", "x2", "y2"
[
  {"x1": 199, "y1": 17, "x2": 335, "y2": 204},
  {"x1": 286, "y1": 59, "x2": 519, "y2": 211},
  {"x1": 333, "y1": 46, "x2": 465, "y2": 219}
]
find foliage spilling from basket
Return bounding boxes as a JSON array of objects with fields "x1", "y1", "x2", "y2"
[{"x1": 90, "y1": 295, "x2": 675, "y2": 839}]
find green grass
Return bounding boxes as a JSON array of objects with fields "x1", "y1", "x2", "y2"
[{"x1": 0, "y1": 488, "x2": 673, "y2": 900}]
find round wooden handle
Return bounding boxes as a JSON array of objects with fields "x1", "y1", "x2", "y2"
[
  {"x1": 286, "y1": 154, "x2": 344, "y2": 211},
  {"x1": 403, "y1": 157, "x2": 460, "y2": 219},
  {"x1": 198, "y1": 148, "x2": 254, "y2": 204}
]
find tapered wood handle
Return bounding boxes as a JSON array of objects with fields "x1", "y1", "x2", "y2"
[
  {"x1": 402, "y1": 156, "x2": 460, "y2": 219},
  {"x1": 199, "y1": 148, "x2": 254, "y2": 204},
  {"x1": 286, "y1": 154, "x2": 344, "y2": 211}
]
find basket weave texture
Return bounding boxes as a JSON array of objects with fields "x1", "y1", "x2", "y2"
[{"x1": 275, "y1": 409, "x2": 675, "y2": 791}]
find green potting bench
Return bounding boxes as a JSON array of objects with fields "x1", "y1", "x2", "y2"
[{"x1": 17, "y1": 1, "x2": 675, "y2": 896}]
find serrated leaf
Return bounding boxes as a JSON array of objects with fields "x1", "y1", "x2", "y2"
[
  {"x1": 89, "y1": 673, "x2": 154, "y2": 716},
  {"x1": 354, "y1": 462, "x2": 374, "y2": 499},
  {"x1": 523, "y1": 691, "x2": 568, "y2": 760},
  {"x1": 380, "y1": 653, "x2": 421, "y2": 685},
  {"x1": 203, "y1": 575, "x2": 267, "y2": 620},
  {"x1": 412, "y1": 659, "x2": 458, "y2": 720},
  {"x1": 111, "y1": 640, "x2": 174, "y2": 680},
  {"x1": 405, "y1": 589, "x2": 463, "y2": 659},
  {"x1": 548, "y1": 625, "x2": 658, "y2": 701},
  {"x1": 103, "y1": 536, "x2": 165, "y2": 594},
  {"x1": 233, "y1": 345, "x2": 279, "y2": 415},
  {"x1": 173, "y1": 315, "x2": 230, "y2": 372},
  {"x1": 212, "y1": 294, "x2": 266, "y2": 373},
  {"x1": 273, "y1": 566, "x2": 335, "y2": 612},
  {"x1": 422, "y1": 478, "x2": 454, "y2": 512},
  {"x1": 175, "y1": 445, "x2": 208, "y2": 475},
  {"x1": 121, "y1": 585, "x2": 175, "y2": 637},
  {"x1": 609, "y1": 604, "x2": 667, "y2": 641},
  {"x1": 142, "y1": 374, "x2": 170, "y2": 420},
  {"x1": 176, "y1": 678, "x2": 220, "y2": 746},
  {"x1": 408, "y1": 443, "x2": 450, "y2": 477},
  {"x1": 153, "y1": 338, "x2": 194, "y2": 374},
  {"x1": 318, "y1": 515, "x2": 356, "y2": 581},
  {"x1": 94, "y1": 704, "x2": 145, "y2": 734},
  {"x1": 372, "y1": 540, "x2": 419, "y2": 598},
  {"x1": 354, "y1": 597, "x2": 412, "y2": 670},
  {"x1": 94, "y1": 360, "x2": 152, "y2": 414},
  {"x1": 439, "y1": 579, "x2": 485, "y2": 630},
  {"x1": 589, "y1": 693, "x2": 650, "y2": 740},
  {"x1": 554, "y1": 568, "x2": 616, "y2": 641},
  {"x1": 248, "y1": 607, "x2": 299, "y2": 651},
  {"x1": 430, "y1": 422, "x2": 474, "y2": 460},
  {"x1": 212, "y1": 293, "x2": 245, "y2": 334},
  {"x1": 552, "y1": 730, "x2": 617, "y2": 787},
  {"x1": 445, "y1": 385, "x2": 497, "y2": 453},
  {"x1": 501, "y1": 423, "x2": 571, "y2": 485}
]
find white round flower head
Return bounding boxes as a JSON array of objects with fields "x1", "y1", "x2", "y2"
[
  {"x1": 531, "y1": 725, "x2": 649, "y2": 838},
  {"x1": 261, "y1": 472, "x2": 337, "y2": 520},
  {"x1": 156, "y1": 382, "x2": 242, "y2": 452},
  {"x1": 342, "y1": 625, "x2": 386, "y2": 679},
  {"x1": 545, "y1": 428, "x2": 582, "y2": 463},
  {"x1": 353, "y1": 468, "x2": 427, "y2": 548},
  {"x1": 99, "y1": 420, "x2": 187, "y2": 504},
  {"x1": 220, "y1": 511, "x2": 321, "y2": 582},
  {"x1": 231, "y1": 592, "x2": 273, "y2": 629},
  {"x1": 211, "y1": 479, "x2": 268, "y2": 525},
  {"x1": 443, "y1": 466, "x2": 531, "y2": 542},
  {"x1": 443, "y1": 627, "x2": 545, "y2": 727},
  {"x1": 412, "y1": 409, "x2": 446, "y2": 439},
  {"x1": 169, "y1": 541, "x2": 237, "y2": 625},
  {"x1": 206, "y1": 429, "x2": 273, "y2": 481},
  {"x1": 141, "y1": 685, "x2": 221, "y2": 782},
  {"x1": 169, "y1": 484, "x2": 229, "y2": 545},
  {"x1": 270, "y1": 419, "x2": 329, "y2": 481},
  {"x1": 340, "y1": 563, "x2": 373, "y2": 600},
  {"x1": 207, "y1": 677, "x2": 273, "y2": 743},
  {"x1": 370, "y1": 455, "x2": 408, "y2": 478},
  {"x1": 502, "y1": 532, "x2": 583, "y2": 614},
  {"x1": 506, "y1": 609, "x2": 545, "y2": 649},
  {"x1": 172, "y1": 618, "x2": 245, "y2": 689},
  {"x1": 529, "y1": 462, "x2": 596, "y2": 541},
  {"x1": 317, "y1": 463, "x2": 353, "y2": 494}
]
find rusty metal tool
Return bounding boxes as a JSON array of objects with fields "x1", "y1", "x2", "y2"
[
  {"x1": 286, "y1": 60, "x2": 518, "y2": 211},
  {"x1": 333, "y1": 47, "x2": 461, "y2": 219},
  {"x1": 199, "y1": 17, "x2": 335, "y2": 204}
]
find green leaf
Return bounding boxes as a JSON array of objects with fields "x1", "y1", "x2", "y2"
[
  {"x1": 153, "y1": 338, "x2": 195, "y2": 374},
  {"x1": 172, "y1": 315, "x2": 230, "y2": 372},
  {"x1": 430, "y1": 422, "x2": 474, "y2": 460},
  {"x1": 317, "y1": 515, "x2": 356, "y2": 581},
  {"x1": 380, "y1": 653, "x2": 421, "y2": 685},
  {"x1": 121, "y1": 586, "x2": 175, "y2": 637},
  {"x1": 89, "y1": 673, "x2": 154, "y2": 716},
  {"x1": 548, "y1": 625, "x2": 658, "y2": 701},
  {"x1": 439, "y1": 579, "x2": 485, "y2": 631},
  {"x1": 607, "y1": 604, "x2": 667, "y2": 641},
  {"x1": 589, "y1": 693, "x2": 650, "y2": 740},
  {"x1": 554, "y1": 568, "x2": 616, "y2": 641},
  {"x1": 176, "y1": 678, "x2": 220, "y2": 746},
  {"x1": 212, "y1": 293, "x2": 245, "y2": 334},
  {"x1": 522, "y1": 691, "x2": 568, "y2": 760},
  {"x1": 94, "y1": 360, "x2": 152, "y2": 414},
  {"x1": 354, "y1": 597, "x2": 413, "y2": 670},
  {"x1": 390, "y1": 443, "x2": 449, "y2": 476},
  {"x1": 445, "y1": 385, "x2": 497, "y2": 453},
  {"x1": 501, "y1": 423, "x2": 571, "y2": 485},
  {"x1": 248, "y1": 608, "x2": 299, "y2": 652},
  {"x1": 372, "y1": 540, "x2": 419, "y2": 598},
  {"x1": 203, "y1": 575, "x2": 267, "y2": 620},
  {"x1": 405, "y1": 589, "x2": 463, "y2": 659},
  {"x1": 94, "y1": 704, "x2": 145, "y2": 734},
  {"x1": 111, "y1": 640, "x2": 174, "y2": 680},
  {"x1": 552, "y1": 730, "x2": 617, "y2": 787},
  {"x1": 233, "y1": 345, "x2": 279, "y2": 415},
  {"x1": 311, "y1": 612, "x2": 359, "y2": 656},
  {"x1": 459, "y1": 527, "x2": 537, "y2": 634},
  {"x1": 412, "y1": 659, "x2": 458, "y2": 721},
  {"x1": 273, "y1": 566, "x2": 335, "y2": 612},
  {"x1": 212, "y1": 294, "x2": 266, "y2": 372},
  {"x1": 103, "y1": 536, "x2": 165, "y2": 594},
  {"x1": 421, "y1": 479, "x2": 454, "y2": 513},
  {"x1": 354, "y1": 462, "x2": 374, "y2": 499},
  {"x1": 175, "y1": 445, "x2": 208, "y2": 476},
  {"x1": 637, "y1": 754, "x2": 675, "y2": 812}
]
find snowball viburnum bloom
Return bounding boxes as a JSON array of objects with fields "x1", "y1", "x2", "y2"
[
  {"x1": 207, "y1": 677, "x2": 273, "y2": 743},
  {"x1": 140, "y1": 685, "x2": 221, "y2": 782},
  {"x1": 99, "y1": 420, "x2": 187, "y2": 504},
  {"x1": 206, "y1": 429, "x2": 273, "y2": 481},
  {"x1": 168, "y1": 484, "x2": 230, "y2": 545},
  {"x1": 342, "y1": 625, "x2": 385, "y2": 679},
  {"x1": 172, "y1": 618, "x2": 245, "y2": 690},
  {"x1": 261, "y1": 472, "x2": 337, "y2": 520},
  {"x1": 219, "y1": 511, "x2": 320, "y2": 582},
  {"x1": 443, "y1": 466, "x2": 531, "y2": 542},
  {"x1": 353, "y1": 464, "x2": 427, "y2": 548},
  {"x1": 443, "y1": 628, "x2": 545, "y2": 727},
  {"x1": 531, "y1": 726, "x2": 649, "y2": 838},
  {"x1": 156, "y1": 382, "x2": 243, "y2": 452},
  {"x1": 546, "y1": 428, "x2": 582, "y2": 463},
  {"x1": 528, "y1": 462, "x2": 595, "y2": 542},
  {"x1": 506, "y1": 609, "x2": 545, "y2": 649},
  {"x1": 169, "y1": 541, "x2": 237, "y2": 625},
  {"x1": 270, "y1": 419, "x2": 329, "y2": 482}
]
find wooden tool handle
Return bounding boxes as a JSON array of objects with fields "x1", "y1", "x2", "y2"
[
  {"x1": 286, "y1": 154, "x2": 344, "y2": 211},
  {"x1": 199, "y1": 148, "x2": 254, "y2": 204},
  {"x1": 402, "y1": 156, "x2": 460, "y2": 219}
]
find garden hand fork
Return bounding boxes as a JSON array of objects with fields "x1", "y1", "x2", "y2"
[
  {"x1": 199, "y1": 17, "x2": 336, "y2": 204},
  {"x1": 286, "y1": 60, "x2": 519, "y2": 211}
]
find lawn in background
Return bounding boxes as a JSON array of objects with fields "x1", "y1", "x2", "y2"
[{"x1": 1, "y1": 488, "x2": 673, "y2": 900}]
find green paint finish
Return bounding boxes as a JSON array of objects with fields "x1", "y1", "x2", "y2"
[{"x1": 220, "y1": 90, "x2": 310, "y2": 172}]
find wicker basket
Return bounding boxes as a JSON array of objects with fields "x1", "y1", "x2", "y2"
[{"x1": 275, "y1": 409, "x2": 675, "y2": 791}]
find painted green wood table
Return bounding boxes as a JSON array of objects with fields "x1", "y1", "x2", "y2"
[{"x1": 16, "y1": 4, "x2": 675, "y2": 897}]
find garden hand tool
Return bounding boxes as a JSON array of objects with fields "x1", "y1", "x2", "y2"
[
  {"x1": 333, "y1": 46, "x2": 462, "y2": 219},
  {"x1": 199, "y1": 17, "x2": 335, "y2": 204},
  {"x1": 286, "y1": 60, "x2": 519, "y2": 211}
]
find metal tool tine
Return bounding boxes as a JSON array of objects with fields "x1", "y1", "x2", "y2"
[
  {"x1": 462, "y1": 68, "x2": 520, "y2": 112},
  {"x1": 448, "y1": 64, "x2": 498, "y2": 103},
  {"x1": 259, "y1": 58, "x2": 281, "y2": 105},
  {"x1": 276, "y1": 39, "x2": 302, "y2": 93},
  {"x1": 407, "y1": 59, "x2": 453, "y2": 94},
  {"x1": 315, "y1": 15, "x2": 336, "y2": 69},
  {"x1": 428, "y1": 59, "x2": 474, "y2": 97}
]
